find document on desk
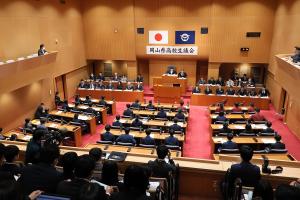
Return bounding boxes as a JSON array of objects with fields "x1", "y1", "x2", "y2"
[
  {"x1": 261, "y1": 138, "x2": 276, "y2": 144},
  {"x1": 78, "y1": 115, "x2": 89, "y2": 120},
  {"x1": 23, "y1": 135, "x2": 32, "y2": 140},
  {"x1": 148, "y1": 181, "x2": 160, "y2": 192},
  {"x1": 56, "y1": 111, "x2": 63, "y2": 114},
  {"x1": 235, "y1": 125, "x2": 245, "y2": 129}
]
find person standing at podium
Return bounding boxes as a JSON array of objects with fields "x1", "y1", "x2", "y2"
[
  {"x1": 178, "y1": 69, "x2": 187, "y2": 78},
  {"x1": 166, "y1": 67, "x2": 177, "y2": 75}
]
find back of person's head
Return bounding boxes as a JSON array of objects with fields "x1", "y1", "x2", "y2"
[
  {"x1": 0, "y1": 128, "x2": 2, "y2": 133},
  {"x1": 240, "y1": 145, "x2": 253, "y2": 162},
  {"x1": 101, "y1": 160, "x2": 119, "y2": 186},
  {"x1": 9, "y1": 134, "x2": 17, "y2": 141},
  {"x1": 145, "y1": 129, "x2": 151, "y2": 136},
  {"x1": 223, "y1": 122, "x2": 229, "y2": 128},
  {"x1": 135, "y1": 99, "x2": 139, "y2": 103},
  {"x1": 180, "y1": 101, "x2": 184, "y2": 106},
  {"x1": 135, "y1": 115, "x2": 140, "y2": 120},
  {"x1": 32, "y1": 129, "x2": 44, "y2": 142},
  {"x1": 266, "y1": 121, "x2": 272, "y2": 127},
  {"x1": 39, "y1": 144, "x2": 60, "y2": 165},
  {"x1": 101, "y1": 96, "x2": 105, "y2": 100},
  {"x1": 4, "y1": 145, "x2": 19, "y2": 163},
  {"x1": 220, "y1": 103, "x2": 224, "y2": 109},
  {"x1": 250, "y1": 102, "x2": 254, "y2": 107},
  {"x1": 275, "y1": 134, "x2": 282, "y2": 142},
  {"x1": 234, "y1": 102, "x2": 239, "y2": 107},
  {"x1": 79, "y1": 183, "x2": 104, "y2": 200},
  {"x1": 61, "y1": 151, "x2": 78, "y2": 175},
  {"x1": 169, "y1": 129, "x2": 175, "y2": 136},
  {"x1": 255, "y1": 107, "x2": 260, "y2": 113},
  {"x1": 124, "y1": 127, "x2": 130, "y2": 134},
  {"x1": 75, "y1": 102, "x2": 79, "y2": 107},
  {"x1": 0, "y1": 179, "x2": 21, "y2": 200},
  {"x1": 0, "y1": 143, "x2": 5, "y2": 161},
  {"x1": 74, "y1": 113, "x2": 79, "y2": 119},
  {"x1": 105, "y1": 124, "x2": 111, "y2": 132},
  {"x1": 156, "y1": 145, "x2": 169, "y2": 159},
  {"x1": 40, "y1": 118, "x2": 46, "y2": 124},
  {"x1": 116, "y1": 114, "x2": 120, "y2": 120},
  {"x1": 74, "y1": 155, "x2": 95, "y2": 179},
  {"x1": 174, "y1": 117, "x2": 178, "y2": 123},
  {"x1": 126, "y1": 104, "x2": 130, "y2": 108},
  {"x1": 178, "y1": 109, "x2": 182, "y2": 113},
  {"x1": 275, "y1": 184, "x2": 300, "y2": 200},
  {"x1": 89, "y1": 148, "x2": 102, "y2": 162},
  {"x1": 219, "y1": 111, "x2": 224, "y2": 116},
  {"x1": 227, "y1": 133, "x2": 234, "y2": 141},
  {"x1": 89, "y1": 103, "x2": 93, "y2": 107},
  {"x1": 124, "y1": 165, "x2": 149, "y2": 194},
  {"x1": 25, "y1": 118, "x2": 30, "y2": 123},
  {"x1": 149, "y1": 100, "x2": 152, "y2": 104},
  {"x1": 245, "y1": 123, "x2": 252, "y2": 131}
]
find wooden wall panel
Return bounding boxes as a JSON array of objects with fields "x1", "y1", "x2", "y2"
[
  {"x1": 149, "y1": 60, "x2": 197, "y2": 86},
  {"x1": 82, "y1": 0, "x2": 136, "y2": 60},
  {"x1": 137, "y1": 59, "x2": 150, "y2": 85},
  {"x1": 94, "y1": 60, "x2": 128, "y2": 76},
  {"x1": 127, "y1": 61, "x2": 138, "y2": 81}
]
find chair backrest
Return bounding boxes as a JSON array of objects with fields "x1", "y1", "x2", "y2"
[
  {"x1": 218, "y1": 132, "x2": 230, "y2": 136},
  {"x1": 231, "y1": 112, "x2": 244, "y2": 114},
  {"x1": 97, "y1": 140, "x2": 113, "y2": 144},
  {"x1": 174, "y1": 131, "x2": 183, "y2": 135},
  {"x1": 165, "y1": 145, "x2": 181, "y2": 150},
  {"x1": 253, "y1": 121, "x2": 266, "y2": 124},
  {"x1": 71, "y1": 110, "x2": 81, "y2": 114},
  {"x1": 270, "y1": 149, "x2": 288, "y2": 153},
  {"x1": 122, "y1": 115, "x2": 132, "y2": 118},
  {"x1": 248, "y1": 111, "x2": 256, "y2": 114},
  {"x1": 215, "y1": 121, "x2": 225, "y2": 124},
  {"x1": 130, "y1": 127, "x2": 141, "y2": 131},
  {"x1": 117, "y1": 142, "x2": 134, "y2": 146},
  {"x1": 111, "y1": 125, "x2": 121, "y2": 129},
  {"x1": 70, "y1": 122, "x2": 82, "y2": 126},
  {"x1": 239, "y1": 132, "x2": 256, "y2": 136},
  {"x1": 155, "y1": 118, "x2": 168, "y2": 121},
  {"x1": 149, "y1": 128, "x2": 161, "y2": 132},
  {"x1": 139, "y1": 144, "x2": 156, "y2": 148},
  {"x1": 259, "y1": 132, "x2": 275, "y2": 136},
  {"x1": 234, "y1": 121, "x2": 247, "y2": 124},
  {"x1": 253, "y1": 150, "x2": 267, "y2": 154},
  {"x1": 219, "y1": 148, "x2": 240, "y2": 153}
]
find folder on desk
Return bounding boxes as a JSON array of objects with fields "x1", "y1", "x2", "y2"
[{"x1": 108, "y1": 151, "x2": 127, "y2": 162}]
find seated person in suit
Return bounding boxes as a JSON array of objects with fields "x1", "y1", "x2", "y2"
[
  {"x1": 90, "y1": 73, "x2": 95, "y2": 81},
  {"x1": 192, "y1": 85, "x2": 201, "y2": 94},
  {"x1": 232, "y1": 102, "x2": 242, "y2": 112},
  {"x1": 38, "y1": 44, "x2": 47, "y2": 56},
  {"x1": 89, "y1": 147, "x2": 103, "y2": 171},
  {"x1": 98, "y1": 96, "x2": 107, "y2": 107},
  {"x1": 136, "y1": 74, "x2": 144, "y2": 82},
  {"x1": 156, "y1": 107, "x2": 167, "y2": 119},
  {"x1": 116, "y1": 81, "x2": 123, "y2": 90},
  {"x1": 147, "y1": 145, "x2": 176, "y2": 179},
  {"x1": 56, "y1": 155, "x2": 107, "y2": 199},
  {"x1": 106, "y1": 81, "x2": 114, "y2": 90},
  {"x1": 197, "y1": 77, "x2": 206, "y2": 85},
  {"x1": 61, "y1": 100, "x2": 70, "y2": 111},
  {"x1": 247, "y1": 77, "x2": 255, "y2": 86},
  {"x1": 24, "y1": 130, "x2": 44, "y2": 164},
  {"x1": 20, "y1": 144, "x2": 63, "y2": 195},
  {"x1": 248, "y1": 102, "x2": 255, "y2": 113},
  {"x1": 140, "y1": 129, "x2": 155, "y2": 146},
  {"x1": 291, "y1": 46, "x2": 300, "y2": 63},
  {"x1": 262, "y1": 121, "x2": 274, "y2": 133},
  {"x1": 204, "y1": 85, "x2": 212, "y2": 95},
  {"x1": 258, "y1": 87, "x2": 269, "y2": 97},
  {"x1": 24, "y1": 118, "x2": 34, "y2": 133},
  {"x1": 270, "y1": 134, "x2": 285, "y2": 149},
  {"x1": 125, "y1": 82, "x2": 134, "y2": 90},
  {"x1": 116, "y1": 127, "x2": 136, "y2": 145},
  {"x1": 74, "y1": 94, "x2": 81, "y2": 105},
  {"x1": 248, "y1": 88, "x2": 257, "y2": 97},
  {"x1": 226, "y1": 78, "x2": 235, "y2": 87},
  {"x1": 112, "y1": 72, "x2": 119, "y2": 81},
  {"x1": 78, "y1": 79, "x2": 86, "y2": 88},
  {"x1": 123, "y1": 104, "x2": 133, "y2": 117},
  {"x1": 207, "y1": 77, "x2": 216, "y2": 85},
  {"x1": 55, "y1": 92, "x2": 62, "y2": 107},
  {"x1": 229, "y1": 145, "x2": 260, "y2": 187},
  {"x1": 241, "y1": 74, "x2": 248, "y2": 82},
  {"x1": 84, "y1": 95, "x2": 92, "y2": 104},
  {"x1": 240, "y1": 123, "x2": 254, "y2": 134},
  {"x1": 135, "y1": 82, "x2": 143, "y2": 91},
  {"x1": 120, "y1": 75, "x2": 127, "y2": 82},
  {"x1": 146, "y1": 100, "x2": 155, "y2": 110},
  {"x1": 97, "y1": 80, "x2": 106, "y2": 90},
  {"x1": 216, "y1": 111, "x2": 227, "y2": 122},
  {"x1": 1, "y1": 145, "x2": 23, "y2": 176},
  {"x1": 97, "y1": 72, "x2": 105, "y2": 81},
  {"x1": 34, "y1": 103, "x2": 45, "y2": 119},
  {"x1": 216, "y1": 103, "x2": 225, "y2": 112},
  {"x1": 101, "y1": 124, "x2": 114, "y2": 142},
  {"x1": 169, "y1": 118, "x2": 182, "y2": 132},
  {"x1": 166, "y1": 67, "x2": 177, "y2": 75},
  {"x1": 131, "y1": 99, "x2": 141, "y2": 109},
  {"x1": 131, "y1": 115, "x2": 143, "y2": 128},
  {"x1": 165, "y1": 129, "x2": 179, "y2": 146},
  {"x1": 178, "y1": 69, "x2": 187, "y2": 78},
  {"x1": 237, "y1": 86, "x2": 247, "y2": 96},
  {"x1": 175, "y1": 109, "x2": 185, "y2": 121},
  {"x1": 85, "y1": 103, "x2": 96, "y2": 115},
  {"x1": 219, "y1": 122, "x2": 232, "y2": 134},
  {"x1": 249, "y1": 108, "x2": 265, "y2": 122},
  {"x1": 216, "y1": 85, "x2": 225, "y2": 95},
  {"x1": 72, "y1": 113, "x2": 82, "y2": 123},
  {"x1": 226, "y1": 86, "x2": 235, "y2": 95},
  {"x1": 178, "y1": 100, "x2": 187, "y2": 113},
  {"x1": 71, "y1": 102, "x2": 81, "y2": 112},
  {"x1": 112, "y1": 115, "x2": 122, "y2": 127},
  {"x1": 36, "y1": 118, "x2": 48, "y2": 132},
  {"x1": 219, "y1": 133, "x2": 238, "y2": 150},
  {"x1": 216, "y1": 77, "x2": 225, "y2": 86}
]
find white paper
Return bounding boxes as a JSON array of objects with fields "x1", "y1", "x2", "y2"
[
  {"x1": 23, "y1": 135, "x2": 32, "y2": 140},
  {"x1": 78, "y1": 115, "x2": 88, "y2": 120},
  {"x1": 261, "y1": 139, "x2": 276, "y2": 144}
]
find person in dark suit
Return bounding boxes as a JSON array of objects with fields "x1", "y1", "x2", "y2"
[
  {"x1": 55, "y1": 92, "x2": 62, "y2": 107},
  {"x1": 123, "y1": 104, "x2": 133, "y2": 117},
  {"x1": 220, "y1": 133, "x2": 238, "y2": 150},
  {"x1": 116, "y1": 127, "x2": 136, "y2": 145},
  {"x1": 216, "y1": 85, "x2": 224, "y2": 95},
  {"x1": 216, "y1": 77, "x2": 225, "y2": 86},
  {"x1": 106, "y1": 81, "x2": 114, "y2": 90},
  {"x1": 97, "y1": 81, "x2": 106, "y2": 90},
  {"x1": 131, "y1": 115, "x2": 143, "y2": 128},
  {"x1": 291, "y1": 46, "x2": 300, "y2": 63},
  {"x1": 100, "y1": 160, "x2": 122, "y2": 188},
  {"x1": 237, "y1": 86, "x2": 248, "y2": 96},
  {"x1": 146, "y1": 100, "x2": 155, "y2": 110},
  {"x1": 85, "y1": 103, "x2": 96, "y2": 115},
  {"x1": 25, "y1": 130, "x2": 44, "y2": 164},
  {"x1": 61, "y1": 100, "x2": 70, "y2": 112},
  {"x1": 136, "y1": 74, "x2": 144, "y2": 83},
  {"x1": 71, "y1": 103, "x2": 81, "y2": 112},
  {"x1": 131, "y1": 99, "x2": 141, "y2": 109},
  {"x1": 1, "y1": 145, "x2": 22, "y2": 176},
  {"x1": 229, "y1": 145, "x2": 261, "y2": 187},
  {"x1": 175, "y1": 109, "x2": 185, "y2": 121},
  {"x1": 166, "y1": 67, "x2": 177, "y2": 75},
  {"x1": 156, "y1": 107, "x2": 167, "y2": 119},
  {"x1": 97, "y1": 72, "x2": 105, "y2": 81},
  {"x1": 226, "y1": 86, "x2": 235, "y2": 95},
  {"x1": 232, "y1": 102, "x2": 242, "y2": 112},
  {"x1": 90, "y1": 73, "x2": 96, "y2": 81},
  {"x1": 19, "y1": 144, "x2": 63, "y2": 195},
  {"x1": 169, "y1": 118, "x2": 182, "y2": 132},
  {"x1": 258, "y1": 87, "x2": 269, "y2": 97},
  {"x1": 270, "y1": 134, "x2": 285, "y2": 149},
  {"x1": 60, "y1": 151, "x2": 78, "y2": 180},
  {"x1": 74, "y1": 94, "x2": 81, "y2": 105},
  {"x1": 248, "y1": 89, "x2": 257, "y2": 97},
  {"x1": 112, "y1": 72, "x2": 119, "y2": 81},
  {"x1": 56, "y1": 155, "x2": 107, "y2": 200},
  {"x1": 72, "y1": 113, "x2": 87, "y2": 130},
  {"x1": 84, "y1": 95, "x2": 92, "y2": 104},
  {"x1": 197, "y1": 77, "x2": 206, "y2": 85},
  {"x1": 34, "y1": 103, "x2": 45, "y2": 119},
  {"x1": 178, "y1": 69, "x2": 187, "y2": 78},
  {"x1": 165, "y1": 129, "x2": 179, "y2": 146},
  {"x1": 241, "y1": 74, "x2": 248, "y2": 82},
  {"x1": 101, "y1": 125, "x2": 114, "y2": 142},
  {"x1": 208, "y1": 77, "x2": 216, "y2": 85},
  {"x1": 36, "y1": 118, "x2": 48, "y2": 132},
  {"x1": 78, "y1": 80, "x2": 85, "y2": 88},
  {"x1": 135, "y1": 82, "x2": 143, "y2": 91},
  {"x1": 247, "y1": 77, "x2": 255, "y2": 87},
  {"x1": 98, "y1": 96, "x2": 107, "y2": 107},
  {"x1": 38, "y1": 44, "x2": 47, "y2": 56},
  {"x1": 219, "y1": 122, "x2": 232, "y2": 134},
  {"x1": 192, "y1": 85, "x2": 201, "y2": 94},
  {"x1": 116, "y1": 81, "x2": 123, "y2": 90},
  {"x1": 249, "y1": 108, "x2": 265, "y2": 122},
  {"x1": 112, "y1": 115, "x2": 122, "y2": 127},
  {"x1": 204, "y1": 85, "x2": 212, "y2": 95},
  {"x1": 140, "y1": 129, "x2": 155, "y2": 145},
  {"x1": 216, "y1": 111, "x2": 227, "y2": 122},
  {"x1": 89, "y1": 147, "x2": 103, "y2": 172},
  {"x1": 261, "y1": 121, "x2": 274, "y2": 133},
  {"x1": 125, "y1": 82, "x2": 134, "y2": 90},
  {"x1": 147, "y1": 145, "x2": 176, "y2": 179},
  {"x1": 240, "y1": 123, "x2": 254, "y2": 134},
  {"x1": 24, "y1": 118, "x2": 34, "y2": 133}
]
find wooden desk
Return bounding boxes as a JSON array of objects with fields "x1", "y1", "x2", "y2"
[
  {"x1": 191, "y1": 93, "x2": 270, "y2": 110},
  {"x1": 31, "y1": 119, "x2": 82, "y2": 147},
  {"x1": 85, "y1": 80, "x2": 140, "y2": 89},
  {"x1": 198, "y1": 85, "x2": 263, "y2": 94},
  {"x1": 76, "y1": 89, "x2": 144, "y2": 102},
  {"x1": 79, "y1": 97, "x2": 117, "y2": 115},
  {"x1": 209, "y1": 106, "x2": 251, "y2": 113},
  {"x1": 140, "y1": 102, "x2": 190, "y2": 112},
  {"x1": 132, "y1": 110, "x2": 189, "y2": 120},
  {"x1": 210, "y1": 114, "x2": 251, "y2": 123},
  {"x1": 68, "y1": 103, "x2": 107, "y2": 124},
  {"x1": 49, "y1": 110, "x2": 97, "y2": 135},
  {"x1": 214, "y1": 154, "x2": 295, "y2": 161},
  {"x1": 153, "y1": 85, "x2": 181, "y2": 103},
  {"x1": 211, "y1": 124, "x2": 267, "y2": 134},
  {"x1": 153, "y1": 75, "x2": 187, "y2": 94},
  {"x1": 3, "y1": 130, "x2": 32, "y2": 142}
]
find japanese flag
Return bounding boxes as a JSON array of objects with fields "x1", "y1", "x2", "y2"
[{"x1": 149, "y1": 31, "x2": 168, "y2": 44}]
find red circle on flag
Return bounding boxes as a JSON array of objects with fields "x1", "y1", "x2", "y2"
[{"x1": 155, "y1": 33, "x2": 162, "y2": 41}]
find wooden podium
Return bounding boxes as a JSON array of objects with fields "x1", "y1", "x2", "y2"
[
  {"x1": 153, "y1": 75, "x2": 187, "y2": 94},
  {"x1": 153, "y1": 84, "x2": 181, "y2": 103}
]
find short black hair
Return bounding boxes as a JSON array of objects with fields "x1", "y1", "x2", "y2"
[
  {"x1": 178, "y1": 109, "x2": 182, "y2": 113},
  {"x1": 0, "y1": 128, "x2": 2, "y2": 133},
  {"x1": 156, "y1": 145, "x2": 169, "y2": 159},
  {"x1": 89, "y1": 148, "x2": 102, "y2": 162},
  {"x1": 219, "y1": 111, "x2": 224, "y2": 116},
  {"x1": 116, "y1": 115, "x2": 120, "y2": 120},
  {"x1": 169, "y1": 129, "x2": 175, "y2": 136},
  {"x1": 32, "y1": 129, "x2": 45, "y2": 142},
  {"x1": 123, "y1": 165, "x2": 149, "y2": 194},
  {"x1": 101, "y1": 160, "x2": 119, "y2": 186},
  {"x1": 74, "y1": 155, "x2": 95, "y2": 179},
  {"x1": 4, "y1": 145, "x2": 19, "y2": 162},
  {"x1": 227, "y1": 133, "x2": 234, "y2": 141},
  {"x1": 61, "y1": 151, "x2": 78, "y2": 179},
  {"x1": 275, "y1": 134, "x2": 282, "y2": 142},
  {"x1": 126, "y1": 104, "x2": 131, "y2": 108},
  {"x1": 275, "y1": 184, "x2": 300, "y2": 200},
  {"x1": 40, "y1": 118, "x2": 46, "y2": 124},
  {"x1": 145, "y1": 129, "x2": 151, "y2": 136},
  {"x1": 240, "y1": 145, "x2": 253, "y2": 162},
  {"x1": 255, "y1": 108, "x2": 261, "y2": 112},
  {"x1": 0, "y1": 143, "x2": 5, "y2": 160},
  {"x1": 25, "y1": 118, "x2": 30, "y2": 123},
  {"x1": 105, "y1": 124, "x2": 111, "y2": 131},
  {"x1": 266, "y1": 121, "x2": 272, "y2": 127},
  {"x1": 40, "y1": 44, "x2": 44, "y2": 48},
  {"x1": 79, "y1": 183, "x2": 105, "y2": 200},
  {"x1": 124, "y1": 127, "x2": 130, "y2": 134},
  {"x1": 234, "y1": 102, "x2": 239, "y2": 107},
  {"x1": 39, "y1": 144, "x2": 60, "y2": 165},
  {"x1": 74, "y1": 113, "x2": 79, "y2": 119},
  {"x1": 174, "y1": 117, "x2": 178, "y2": 123}
]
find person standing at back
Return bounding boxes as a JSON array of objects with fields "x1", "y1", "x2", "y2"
[{"x1": 38, "y1": 44, "x2": 47, "y2": 56}]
